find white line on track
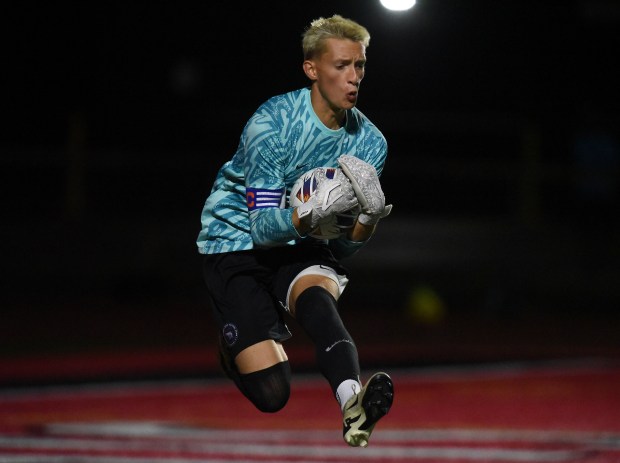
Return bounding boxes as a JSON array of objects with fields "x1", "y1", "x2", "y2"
[
  {"x1": 0, "y1": 430, "x2": 603, "y2": 462},
  {"x1": 44, "y1": 422, "x2": 620, "y2": 447}
]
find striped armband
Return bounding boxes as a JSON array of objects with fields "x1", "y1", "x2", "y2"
[{"x1": 246, "y1": 187, "x2": 285, "y2": 210}]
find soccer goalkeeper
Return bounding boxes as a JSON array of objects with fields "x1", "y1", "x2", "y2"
[{"x1": 196, "y1": 14, "x2": 393, "y2": 447}]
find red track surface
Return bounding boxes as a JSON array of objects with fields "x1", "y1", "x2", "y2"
[{"x1": 1, "y1": 359, "x2": 619, "y2": 462}]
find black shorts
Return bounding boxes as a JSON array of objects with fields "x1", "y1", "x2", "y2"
[{"x1": 202, "y1": 240, "x2": 349, "y2": 358}]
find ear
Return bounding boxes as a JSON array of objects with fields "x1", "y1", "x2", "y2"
[{"x1": 303, "y1": 60, "x2": 317, "y2": 81}]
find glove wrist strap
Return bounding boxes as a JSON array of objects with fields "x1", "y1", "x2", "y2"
[{"x1": 296, "y1": 202, "x2": 315, "y2": 228}]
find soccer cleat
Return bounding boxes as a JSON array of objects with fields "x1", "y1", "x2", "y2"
[{"x1": 342, "y1": 372, "x2": 394, "y2": 447}]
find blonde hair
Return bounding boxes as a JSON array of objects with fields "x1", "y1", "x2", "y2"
[{"x1": 302, "y1": 14, "x2": 370, "y2": 59}]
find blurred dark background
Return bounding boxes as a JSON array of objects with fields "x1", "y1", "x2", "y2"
[{"x1": 2, "y1": 1, "x2": 619, "y2": 382}]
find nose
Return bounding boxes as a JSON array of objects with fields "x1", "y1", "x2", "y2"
[{"x1": 348, "y1": 66, "x2": 361, "y2": 86}]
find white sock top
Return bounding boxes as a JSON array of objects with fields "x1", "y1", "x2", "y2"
[{"x1": 336, "y1": 379, "x2": 362, "y2": 411}]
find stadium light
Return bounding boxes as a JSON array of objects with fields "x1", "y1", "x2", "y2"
[{"x1": 379, "y1": 0, "x2": 416, "y2": 11}]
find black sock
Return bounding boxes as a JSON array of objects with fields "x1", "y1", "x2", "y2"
[
  {"x1": 239, "y1": 361, "x2": 291, "y2": 413},
  {"x1": 294, "y1": 286, "x2": 360, "y2": 396}
]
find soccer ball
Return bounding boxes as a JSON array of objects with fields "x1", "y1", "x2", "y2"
[{"x1": 289, "y1": 167, "x2": 360, "y2": 240}]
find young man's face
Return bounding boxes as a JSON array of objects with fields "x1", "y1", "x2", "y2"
[{"x1": 307, "y1": 38, "x2": 367, "y2": 112}]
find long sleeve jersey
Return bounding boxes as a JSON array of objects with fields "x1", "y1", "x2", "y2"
[{"x1": 196, "y1": 87, "x2": 387, "y2": 257}]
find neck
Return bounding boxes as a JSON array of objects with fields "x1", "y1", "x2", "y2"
[{"x1": 309, "y1": 86, "x2": 346, "y2": 129}]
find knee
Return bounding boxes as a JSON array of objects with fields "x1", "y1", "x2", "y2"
[
  {"x1": 250, "y1": 384, "x2": 290, "y2": 413},
  {"x1": 240, "y1": 361, "x2": 291, "y2": 413},
  {"x1": 290, "y1": 276, "x2": 339, "y2": 315}
]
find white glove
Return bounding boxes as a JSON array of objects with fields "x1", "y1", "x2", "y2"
[
  {"x1": 338, "y1": 155, "x2": 392, "y2": 225},
  {"x1": 296, "y1": 171, "x2": 359, "y2": 230}
]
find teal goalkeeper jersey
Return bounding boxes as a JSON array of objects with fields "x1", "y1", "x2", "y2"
[{"x1": 196, "y1": 87, "x2": 387, "y2": 255}]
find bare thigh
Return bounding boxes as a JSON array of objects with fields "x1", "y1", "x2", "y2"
[{"x1": 235, "y1": 340, "x2": 288, "y2": 374}]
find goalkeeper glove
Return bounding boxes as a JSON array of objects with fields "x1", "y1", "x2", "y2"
[
  {"x1": 338, "y1": 154, "x2": 392, "y2": 226},
  {"x1": 296, "y1": 173, "x2": 359, "y2": 230}
]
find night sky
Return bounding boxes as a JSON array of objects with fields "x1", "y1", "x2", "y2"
[{"x1": 7, "y1": 1, "x2": 618, "y2": 153}]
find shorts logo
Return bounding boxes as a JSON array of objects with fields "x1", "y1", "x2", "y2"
[{"x1": 222, "y1": 323, "x2": 239, "y2": 346}]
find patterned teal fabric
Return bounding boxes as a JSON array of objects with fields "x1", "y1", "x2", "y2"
[{"x1": 197, "y1": 87, "x2": 387, "y2": 256}]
